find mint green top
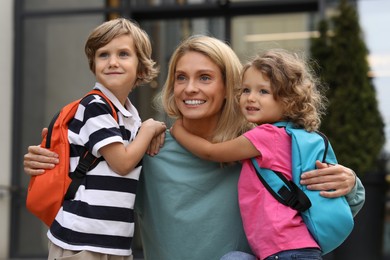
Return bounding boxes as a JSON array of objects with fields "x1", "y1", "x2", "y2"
[
  {"x1": 135, "y1": 132, "x2": 365, "y2": 260},
  {"x1": 135, "y1": 132, "x2": 251, "y2": 260}
]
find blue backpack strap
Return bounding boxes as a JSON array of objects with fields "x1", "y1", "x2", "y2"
[
  {"x1": 251, "y1": 121, "x2": 311, "y2": 211},
  {"x1": 252, "y1": 122, "x2": 354, "y2": 255},
  {"x1": 251, "y1": 158, "x2": 311, "y2": 212}
]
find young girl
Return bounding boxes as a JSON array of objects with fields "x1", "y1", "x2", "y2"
[{"x1": 171, "y1": 49, "x2": 328, "y2": 260}]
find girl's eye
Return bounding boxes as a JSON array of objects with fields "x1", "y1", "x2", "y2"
[
  {"x1": 260, "y1": 89, "x2": 270, "y2": 94},
  {"x1": 119, "y1": 51, "x2": 130, "y2": 57},
  {"x1": 241, "y1": 88, "x2": 250, "y2": 94}
]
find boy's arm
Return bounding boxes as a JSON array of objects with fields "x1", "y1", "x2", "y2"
[
  {"x1": 100, "y1": 119, "x2": 166, "y2": 176},
  {"x1": 171, "y1": 119, "x2": 259, "y2": 162}
]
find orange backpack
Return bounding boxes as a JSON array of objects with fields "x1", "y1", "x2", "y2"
[{"x1": 26, "y1": 89, "x2": 118, "y2": 226}]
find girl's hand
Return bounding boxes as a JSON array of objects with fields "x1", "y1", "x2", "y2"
[
  {"x1": 300, "y1": 161, "x2": 356, "y2": 198},
  {"x1": 170, "y1": 119, "x2": 183, "y2": 138}
]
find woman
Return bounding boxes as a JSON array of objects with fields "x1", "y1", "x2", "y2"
[{"x1": 24, "y1": 35, "x2": 364, "y2": 260}]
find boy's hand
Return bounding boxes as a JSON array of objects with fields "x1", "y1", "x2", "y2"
[
  {"x1": 141, "y1": 119, "x2": 166, "y2": 156},
  {"x1": 147, "y1": 131, "x2": 166, "y2": 156}
]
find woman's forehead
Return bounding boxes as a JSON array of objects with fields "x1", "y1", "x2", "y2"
[{"x1": 176, "y1": 51, "x2": 220, "y2": 73}]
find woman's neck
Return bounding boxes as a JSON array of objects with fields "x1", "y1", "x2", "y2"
[{"x1": 182, "y1": 118, "x2": 218, "y2": 141}]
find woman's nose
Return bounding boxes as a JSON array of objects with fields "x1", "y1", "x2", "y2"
[{"x1": 184, "y1": 80, "x2": 199, "y2": 93}]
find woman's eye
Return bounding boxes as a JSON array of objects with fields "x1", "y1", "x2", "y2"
[
  {"x1": 200, "y1": 75, "x2": 211, "y2": 81},
  {"x1": 176, "y1": 74, "x2": 186, "y2": 81}
]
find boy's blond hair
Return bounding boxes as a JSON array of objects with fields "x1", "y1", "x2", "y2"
[
  {"x1": 159, "y1": 35, "x2": 250, "y2": 143},
  {"x1": 85, "y1": 18, "x2": 158, "y2": 86},
  {"x1": 242, "y1": 49, "x2": 327, "y2": 131}
]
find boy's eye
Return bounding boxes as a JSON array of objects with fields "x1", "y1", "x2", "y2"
[{"x1": 98, "y1": 52, "x2": 109, "y2": 58}]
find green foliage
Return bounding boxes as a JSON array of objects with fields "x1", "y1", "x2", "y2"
[{"x1": 310, "y1": 0, "x2": 385, "y2": 176}]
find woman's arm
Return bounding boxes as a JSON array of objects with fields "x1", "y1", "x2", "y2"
[
  {"x1": 300, "y1": 161, "x2": 365, "y2": 216},
  {"x1": 24, "y1": 145, "x2": 59, "y2": 175},
  {"x1": 24, "y1": 128, "x2": 58, "y2": 175},
  {"x1": 171, "y1": 119, "x2": 259, "y2": 162}
]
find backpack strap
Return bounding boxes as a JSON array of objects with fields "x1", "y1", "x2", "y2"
[
  {"x1": 251, "y1": 158, "x2": 311, "y2": 212},
  {"x1": 64, "y1": 151, "x2": 97, "y2": 200},
  {"x1": 64, "y1": 89, "x2": 118, "y2": 201},
  {"x1": 86, "y1": 89, "x2": 118, "y2": 122}
]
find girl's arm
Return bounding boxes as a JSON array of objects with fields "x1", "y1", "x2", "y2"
[{"x1": 171, "y1": 119, "x2": 259, "y2": 162}]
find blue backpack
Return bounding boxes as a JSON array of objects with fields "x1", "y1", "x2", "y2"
[{"x1": 251, "y1": 121, "x2": 354, "y2": 255}]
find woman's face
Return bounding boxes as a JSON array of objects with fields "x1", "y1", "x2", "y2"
[{"x1": 173, "y1": 51, "x2": 226, "y2": 127}]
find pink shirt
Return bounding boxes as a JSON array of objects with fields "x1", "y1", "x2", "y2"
[{"x1": 240, "y1": 124, "x2": 319, "y2": 259}]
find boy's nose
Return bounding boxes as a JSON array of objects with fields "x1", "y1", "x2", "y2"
[{"x1": 109, "y1": 56, "x2": 119, "y2": 67}]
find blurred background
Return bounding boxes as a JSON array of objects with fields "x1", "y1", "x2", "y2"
[{"x1": 0, "y1": 0, "x2": 389, "y2": 259}]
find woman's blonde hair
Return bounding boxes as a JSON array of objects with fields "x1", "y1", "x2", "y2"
[
  {"x1": 242, "y1": 49, "x2": 327, "y2": 131},
  {"x1": 159, "y1": 35, "x2": 249, "y2": 142},
  {"x1": 85, "y1": 18, "x2": 158, "y2": 86}
]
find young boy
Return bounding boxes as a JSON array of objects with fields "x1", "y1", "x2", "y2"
[{"x1": 47, "y1": 18, "x2": 166, "y2": 260}]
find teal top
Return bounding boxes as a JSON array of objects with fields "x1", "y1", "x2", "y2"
[
  {"x1": 135, "y1": 132, "x2": 252, "y2": 260},
  {"x1": 135, "y1": 131, "x2": 365, "y2": 260}
]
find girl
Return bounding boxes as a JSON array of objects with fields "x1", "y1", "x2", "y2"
[{"x1": 171, "y1": 49, "x2": 355, "y2": 260}]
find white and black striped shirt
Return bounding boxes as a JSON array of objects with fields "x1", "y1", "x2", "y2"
[{"x1": 47, "y1": 83, "x2": 142, "y2": 256}]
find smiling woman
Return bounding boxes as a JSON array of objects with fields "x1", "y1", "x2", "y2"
[{"x1": 173, "y1": 51, "x2": 227, "y2": 136}]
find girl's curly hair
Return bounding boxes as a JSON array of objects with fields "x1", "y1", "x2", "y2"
[{"x1": 241, "y1": 49, "x2": 328, "y2": 132}]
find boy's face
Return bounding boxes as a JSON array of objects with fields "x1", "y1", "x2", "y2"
[{"x1": 94, "y1": 35, "x2": 139, "y2": 94}]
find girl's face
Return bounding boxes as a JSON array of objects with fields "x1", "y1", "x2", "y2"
[
  {"x1": 94, "y1": 35, "x2": 139, "y2": 102},
  {"x1": 174, "y1": 51, "x2": 226, "y2": 127},
  {"x1": 240, "y1": 66, "x2": 284, "y2": 125}
]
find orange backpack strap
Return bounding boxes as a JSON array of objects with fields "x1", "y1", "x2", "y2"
[
  {"x1": 85, "y1": 89, "x2": 118, "y2": 122},
  {"x1": 64, "y1": 89, "x2": 118, "y2": 201}
]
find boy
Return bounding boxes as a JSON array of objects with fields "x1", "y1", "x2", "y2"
[{"x1": 47, "y1": 18, "x2": 166, "y2": 260}]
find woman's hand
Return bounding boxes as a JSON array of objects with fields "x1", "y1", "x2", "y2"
[
  {"x1": 300, "y1": 161, "x2": 356, "y2": 198},
  {"x1": 23, "y1": 145, "x2": 59, "y2": 176},
  {"x1": 24, "y1": 127, "x2": 58, "y2": 176}
]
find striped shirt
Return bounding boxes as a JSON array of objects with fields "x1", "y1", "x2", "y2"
[{"x1": 47, "y1": 83, "x2": 141, "y2": 256}]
